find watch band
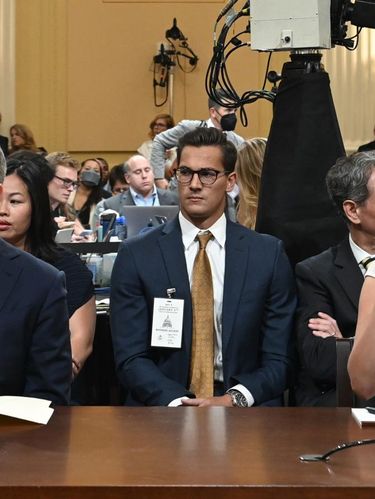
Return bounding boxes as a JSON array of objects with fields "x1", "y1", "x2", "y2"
[{"x1": 226, "y1": 388, "x2": 248, "y2": 408}]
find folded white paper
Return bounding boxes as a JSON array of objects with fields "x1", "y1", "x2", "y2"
[
  {"x1": 352, "y1": 408, "x2": 375, "y2": 427},
  {"x1": 0, "y1": 396, "x2": 54, "y2": 424}
]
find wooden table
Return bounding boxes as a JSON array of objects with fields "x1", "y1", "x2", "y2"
[{"x1": 0, "y1": 407, "x2": 375, "y2": 498}]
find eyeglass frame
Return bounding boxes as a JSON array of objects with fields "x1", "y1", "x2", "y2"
[
  {"x1": 175, "y1": 166, "x2": 229, "y2": 186},
  {"x1": 54, "y1": 174, "x2": 79, "y2": 189},
  {"x1": 112, "y1": 187, "x2": 128, "y2": 194}
]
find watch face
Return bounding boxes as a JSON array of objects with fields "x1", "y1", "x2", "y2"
[
  {"x1": 228, "y1": 390, "x2": 248, "y2": 407},
  {"x1": 235, "y1": 393, "x2": 247, "y2": 407}
]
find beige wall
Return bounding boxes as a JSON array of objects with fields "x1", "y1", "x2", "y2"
[{"x1": 15, "y1": 0, "x2": 285, "y2": 166}]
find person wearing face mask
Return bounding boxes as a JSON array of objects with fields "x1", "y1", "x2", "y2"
[
  {"x1": 67, "y1": 158, "x2": 111, "y2": 229},
  {"x1": 150, "y1": 90, "x2": 244, "y2": 189}
]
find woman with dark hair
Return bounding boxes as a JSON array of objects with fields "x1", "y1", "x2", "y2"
[
  {"x1": 9, "y1": 123, "x2": 38, "y2": 154},
  {"x1": 67, "y1": 158, "x2": 111, "y2": 229},
  {"x1": 0, "y1": 158, "x2": 96, "y2": 388}
]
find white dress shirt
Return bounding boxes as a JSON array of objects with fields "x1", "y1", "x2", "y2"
[
  {"x1": 168, "y1": 212, "x2": 254, "y2": 406},
  {"x1": 349, "y1": 234, "x2": 375, "y2": 276},
  {"x1": 129, "y1": 185, "x2": 160, "y2": 206}
]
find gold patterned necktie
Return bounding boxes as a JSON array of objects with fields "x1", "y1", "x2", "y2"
[
  {"x1": 361, "y1": 256, "x2": 375, "y2": 271},
  {"x1": 189, "y1": 232, "x2": 214, "y2": 398}
]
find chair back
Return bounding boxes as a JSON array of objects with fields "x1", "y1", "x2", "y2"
[{"x1": 336, "y1": 337, "x2": 356, "y2": 407}]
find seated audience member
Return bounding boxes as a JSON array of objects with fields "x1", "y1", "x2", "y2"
[
  {"x1": 235, "y1": 138, "x2": 267, "y2": 229},
  {"x1": 108, "y1": 163, "x2": 129, "y2": 195},
  {"x1": 94, "y1": 155, "x2": 179, "y2": 223},
  {"x1": 0, "y1": 112, "x2": 9, "y2": 157},
  {"x1": 0, "y1": 154, "x2": 71, "y2": 404},
  {"x1": 150, "y1": 91, "x2": 244, "y2": 188},
  {"x1": 138, "y1": 113, "x2": 175, "y2": 161},
  {"x1": 348, "y1": 261, "x2": 375, "y2": 400},
  {"x1": 9, "y1": 123, "x2": 38, "y2": 154},
  {"x1": 358, "y1": 124, "x2": 375, "y2": 152},
  {"x1": 295, "y1": 151, "x2": 375, "y2": 406},
  {"x1": 67, "y1": 158, "x2": 111, "y2": 229},
  {"x1": 46, "y1": 151, "x2": 80, "y2": 223},
  {"x1": 110, "y1": 127, "x2": 296, "y2": 407},
  {"x1": 1, "y1": 158, "x2": 96, "y2": 385}
]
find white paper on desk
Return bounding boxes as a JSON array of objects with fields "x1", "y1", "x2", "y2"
[
  {"x1": 0, "y1": 396, "x2": 54, "y2": 424},
  {"x1": 351, "y1": 408, "x2": 375, "y2": 427}
]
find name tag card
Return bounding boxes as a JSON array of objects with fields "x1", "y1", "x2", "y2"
[{"x1": 151, "y1": 298, "x2": 184, "y2": 348}]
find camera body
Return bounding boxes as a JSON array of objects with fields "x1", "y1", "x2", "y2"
[
  {"x1": 251, "y1": 0, "x2": 331, "y2": 51},
  {"x1": 250, "y1": 0, "x2": 375, "y2": 51}
]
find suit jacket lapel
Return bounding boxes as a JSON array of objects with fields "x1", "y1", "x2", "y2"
[
  {"x1": 334, "y1": 238, "x2": 363, "y2": 310},
  {"x1": 157, "y1": 218, "x2": 193, "y2": 353},
  {"x1": 222, "y1": 223, "x2": 248, "y2": 354},
  {"x1": 0, "y1": 240, "x2": 22, "y2": 313},
  {"x1": 122, "y1": 191, "x2": 135, "y2": 207}
]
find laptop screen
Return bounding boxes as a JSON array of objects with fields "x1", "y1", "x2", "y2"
[{"x1": 121, "y1": 205, "x2": 179, "y2": 238}]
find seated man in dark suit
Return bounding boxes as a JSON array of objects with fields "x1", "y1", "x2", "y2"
[
  {"x1": 94, "y1": 155, "x2": 179, "y2": 225},
  {"x1": 295, "y1": 151, "x2": 375, "y2": 406},
  {"x1": 0, "y1": 152, "x2": 71, "y2": 404},
  {"x1": 110, "y1": 127, "x2": 296, "y2": 407}
]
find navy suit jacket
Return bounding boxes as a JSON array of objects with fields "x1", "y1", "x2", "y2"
[
  {"x1": 110, "y1": 217, "x2": 296, "y2": 406},
  {"x1": 0, "y1": 239, "x2": 72, "y2": 404}
]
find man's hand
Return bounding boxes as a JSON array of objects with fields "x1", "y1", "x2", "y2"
[
  {"x1": 181, "y1": 394, "x2": 233, "y2": 407},
  {"x1": 308, "y1": 312, "x2": 343, "y2": 339}
]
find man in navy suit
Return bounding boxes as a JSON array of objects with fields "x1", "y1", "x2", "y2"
[
  {"x1": 0, "y1": 152, "x2": 71, "y2": 404},
  {"x1": 110, "y1": 128, "x2": 296, "y2": 407}
]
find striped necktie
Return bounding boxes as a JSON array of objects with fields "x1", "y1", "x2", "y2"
[
  {"x1": 361, "y1": 256, "x2": 375, "y2": 271},
  {"x1": 189, "y1": 232, "x2": 214, "y2": 398}
]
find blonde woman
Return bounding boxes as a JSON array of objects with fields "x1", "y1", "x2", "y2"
[{"x1": 235, "y1": 138, "x2": 267, "y2": 229}]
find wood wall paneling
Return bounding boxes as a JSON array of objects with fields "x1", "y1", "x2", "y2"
[{"x1": 15, "y1": 0, "x2": 280, "y2": 160}]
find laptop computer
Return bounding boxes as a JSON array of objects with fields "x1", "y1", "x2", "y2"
[
  {"x1": 121, "y1": 205, "x2": 179, "y2": 238},
  {"x1": 55, "y1": 228, "x2": 74, "y2": 243}
]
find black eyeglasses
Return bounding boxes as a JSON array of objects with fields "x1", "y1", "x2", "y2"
[
  {"x1": 175, "y1": 167, "x2": 228, "y2": 186},
  {"x1": 54, "y1": 175, "x2": 79, "y2": 189}
]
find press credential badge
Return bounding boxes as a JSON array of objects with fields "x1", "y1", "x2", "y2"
[{"x1": 151, "y1": 298, "x2": 184, "y2": 348}]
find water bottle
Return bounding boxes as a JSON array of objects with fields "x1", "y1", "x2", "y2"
[{"x1": 114, "y1": 216, "x2": 127, "y2": 240}]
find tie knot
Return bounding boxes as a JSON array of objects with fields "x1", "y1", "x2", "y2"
[
  {"x1": 197, "y1": 232, "x2": 212, "y2": 250},
  {"x1": 361, "y1": 256, "x2": 375, "y2": 271}
]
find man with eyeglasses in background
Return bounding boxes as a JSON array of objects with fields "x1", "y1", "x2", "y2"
[
  {"x1": 111, "y1": 127, "x2": 296, "y2": 407},
  {"x1": 46, "y1": 151, "x2": 80, "y2": 229}
]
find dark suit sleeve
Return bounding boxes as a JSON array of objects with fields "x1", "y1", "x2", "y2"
[
  {"x1": 236, "y1": 241, "x2": 296, "y2": 404},
  {"x1": 24, "y1": 271, "x2": 72, "y2": 405},
  {"x1": 295, "y1": 260, "x2": 338, "y2": 385},
  {"x1": 226, "y1": 238, "x2": 296, "y2": 405},
  {"x1": 110, "y1": 243, "x2": 193, "y2": 405}
]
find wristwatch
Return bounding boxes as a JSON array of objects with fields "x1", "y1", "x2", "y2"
[{"x1": 226, "y1": 389, "x2": 248, "y2": 408}]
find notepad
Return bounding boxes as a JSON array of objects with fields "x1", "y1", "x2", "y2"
[
  {"x1": 352, "y1": 408, "x2": 375, "y2": 427},
  {"x1": 0, "y1": 396, "x2": 54, "y2": 424}
]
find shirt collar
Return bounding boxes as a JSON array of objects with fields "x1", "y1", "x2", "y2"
[
  {"x1": 206, "y1": 118, "x2": 216, "y2": 129},
  {"x1": 129, "y1": 184, "x2": 157, "y2": 201},
  {"x1": 179, "y1": 212, "x2": 227, "y2": 250},
  {"x1": 349, "y1": 233, "x2": 375, "y2": 264}
]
